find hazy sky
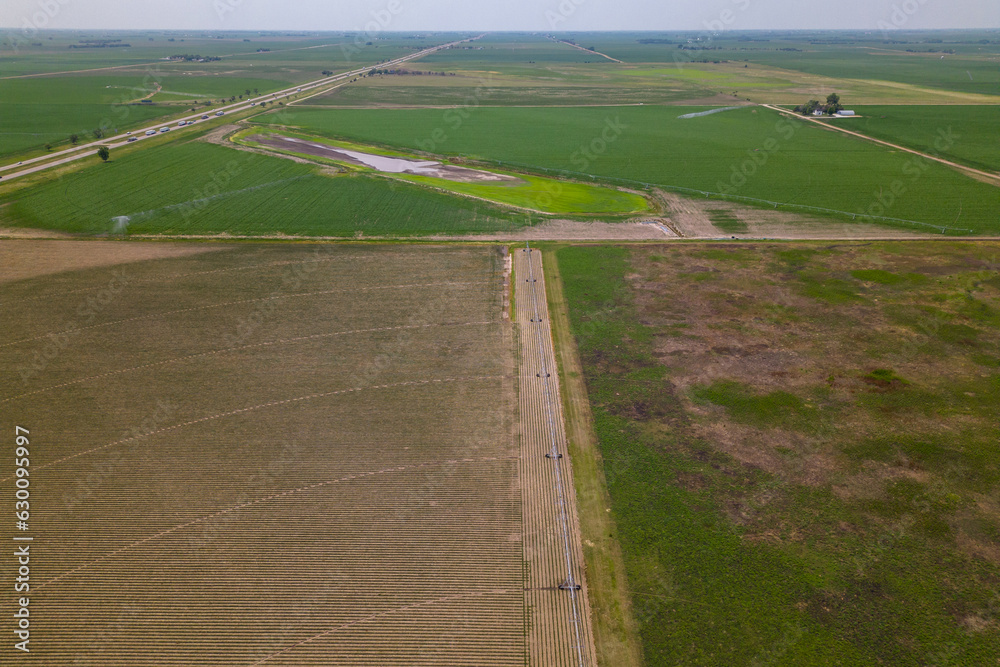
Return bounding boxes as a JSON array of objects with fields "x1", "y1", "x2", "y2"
[{"x1": 1, "y1": 0, "x2": 997, "y2": 32}]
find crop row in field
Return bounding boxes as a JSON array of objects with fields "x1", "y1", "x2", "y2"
[
  {"x1": 0, "y1": 243, "x2": 523, "y2": 665},
  {"x1": 257, "y1": 105, "x2": 1000, "y2": 234},
  {"x1": 555, "y1": 241, "x2": 1000, "y2": 665},
  {"x1": 823, "y1": 105, "x2": 1000, "y2": 173},
  {"x1": 0, "y1": 141, "x2": 527, "y2": 236}
]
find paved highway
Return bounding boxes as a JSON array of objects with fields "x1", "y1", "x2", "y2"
[{"x1": 0, "y1": 35, "x2": 483, "y2": 183}]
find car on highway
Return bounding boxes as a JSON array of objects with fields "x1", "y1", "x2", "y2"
[
  {"x1": 177, "y1": 121, "x2": 186, "y2": 127},
  {"x1": 201, "y1": 115, "x2": 209, "y2": 120},
  {"x1": 145, "y1": 130, "x2": 156, "y2": 136},
  {"x1": 215, "y1": 111, "x2": 224, "y2": 116},
  {"x1": 159, "y1": 127, "x2": 170, "y2": 133},
  {"x1": 127, "y1": 137, "x2": 138, "y2": 142}
]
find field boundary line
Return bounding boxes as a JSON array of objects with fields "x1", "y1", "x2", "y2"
[
  {"x1": 762, "y1": 104, "x2": 1000, "y2": 185},
  {"x1": 2, "y1": 321, "x2": 496, "y2": 403},
  {"x1": 1, "y1": 376, "x2": 506, "y2": 481},
  {"x1": 39, "y1": 455, "x2": 519, "y2": 589},
  {"x1": 0, "y1": 280, "x2": 490, "y2": 349}
]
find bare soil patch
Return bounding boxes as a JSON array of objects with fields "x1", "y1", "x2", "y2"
[
  {"x1": 252, "y1": 133, "x2": 523, "y2": 184},
  {"x1": 0, "y1": 239, "x2": 221, "y2": 283},
  {"x1": 430, "y1": 219, "x2": 673, "y2": 241},
  {"x1": 656, "y1": 189, "x2": 926, "y2": 239}
]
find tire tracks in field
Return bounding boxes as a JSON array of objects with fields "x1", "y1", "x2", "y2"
[
  {"x1": 1, "y1": 376, "x2": 506, "y2": 483},
  {"x1": 1, "y1": 321, "x2": 495, "y2": 404},
  {"x1": 247, "y1": 588, "x2": 516, "y2": 665},
  {"x1": 38, "y1": 454, "x2": 518, "y2": 590},
  {"x1": 0, "y1": 280, "x2": 489, "y2": 349}
]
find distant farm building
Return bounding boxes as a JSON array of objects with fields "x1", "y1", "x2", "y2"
[{"x1": 837, "y1": 110, "x2": 856, "y2": 116}]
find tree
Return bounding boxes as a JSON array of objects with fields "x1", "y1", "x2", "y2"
[
  {"x1": 826, "y1": 92, "x2": 841, "y2": 108},
  {"x1": 253, "y1": 87, "x2": 259, "y2": 95},
  {"x1": 97, "y1": 146, "x2": 110, "y2": 162},
  {"x1": 797, "y1": 99, "x2": 823, "y2": 115},
  {"x1": 44, "y1": 143, "x2": 52, "y2": 152},
  {"x1": 93, "y1": 128, "x2": 104, "y2": 139},
  {"x1": 69, "y1": 133, "x2": 79, "y2": 145}
]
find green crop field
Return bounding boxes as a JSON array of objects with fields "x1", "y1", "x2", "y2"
[
  {"x1": 822, "y1": 105, "x2": 1000, "y2": 173},
  {"x1": 554, "y1": 241, "x2": 1000, "y2": 665},
  {"x1": 0, "y1": 141, "x2": 525, "y2": 237},
  {"x1": 0, "y1": 30, "x2": 474, "y2": 159},
  {"x1": 567, "y1": 31, "x2": 1000, "y2": 98},
  {"x1": 0, "y1": 76, "x2": 179, "y2": 156},
  {"x1": 256, "y1": 105, "x2": 1000, "y2": 234}
]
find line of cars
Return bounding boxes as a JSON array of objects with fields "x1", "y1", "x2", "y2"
[{"x1": 136, "y1": 110, "x2": 227, "y2": 140}]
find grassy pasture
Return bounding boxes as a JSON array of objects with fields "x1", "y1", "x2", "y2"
[
  {"x1": 0, "y1": 243, "x2": 523, "y2": 665},
  {"x1": 259, "y1": 105, "x2": 1000, "y2": 234},
  {"x1": 556, "y1": 241, "x2": 1000, "y2": 665},
  {"x1": 0, "y1": 141, "x2": 525, "y2": 236}
]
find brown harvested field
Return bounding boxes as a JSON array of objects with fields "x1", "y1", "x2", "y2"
[
  {"x1": 0, "y1": 242, "x2": 532, "y2": 665},
  {"x1": 0, "y1": 239, "x2": 221, "y2": 283}
]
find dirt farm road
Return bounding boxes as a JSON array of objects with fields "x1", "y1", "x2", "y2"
[
  {"x1": 762, "y1": 104, "x2": 1000, "y2": 185},
  {"x1": 514, "y1": 247, "x2": 598, "y2": 667}
]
